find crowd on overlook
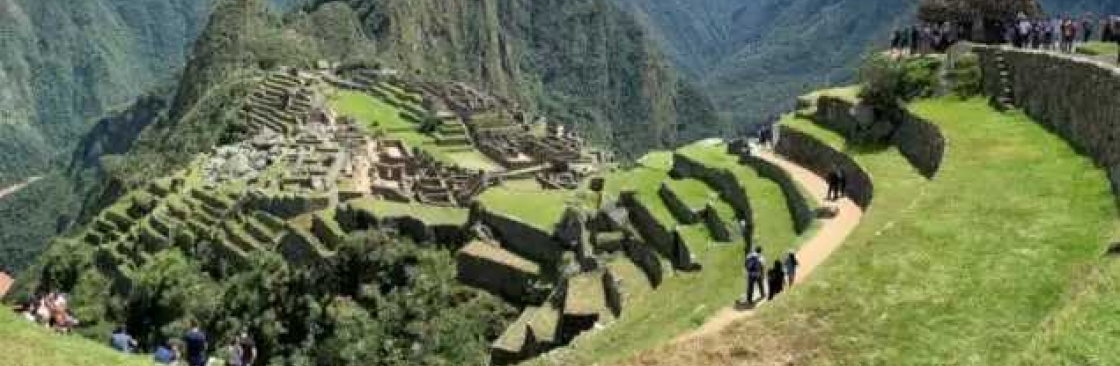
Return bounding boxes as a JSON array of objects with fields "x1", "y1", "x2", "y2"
[{"x1": 892, "y1": 12, "x2": 1120, "y2": 61}]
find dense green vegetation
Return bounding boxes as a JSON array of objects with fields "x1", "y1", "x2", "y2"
[
  {"x1": 0, "y1": 0, "x2": 211, "y2": 186},
  {"x1": 611, "y1": 0, "x2": 1120, "y2": 128},
  {"x1": 24, "y1": 232, "x2": 515, "y2": 366},
  {"x1": 0, "y1": 174, "x2": 80, "y2": 275},
  {"x1": 316, "y1": 0, "x2": 726, "y2": 155}
]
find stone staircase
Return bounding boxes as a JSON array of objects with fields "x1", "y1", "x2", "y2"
[{"x1": 992, "y1": 49, "x2": 1016, "y2": 111}]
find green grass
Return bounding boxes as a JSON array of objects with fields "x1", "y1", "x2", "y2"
[
  {"x1": 0, "y1": 312, "x2": 149, "y2": 366},
  {"x1": 348, "y1": 199, "x2": 469, "y2": 226},
  {"x1": 330, "y1": 89, "x2": 503, "y2": 170},
  {"x1": 737, "y1": 97, "x2": 1119, "y2": 365},
  {"x1": 533, "y1": 144, "x2": 809, "y2": 365},
  {"x1": 802, "y1": 85, "x2": 862, "y2": 104},
  {"x1": 1075, "y1": 42, "x2": 1119, "y2": 59},
  {"x1": 477, "y1": 188, "x2": 576, "y2": 232}
]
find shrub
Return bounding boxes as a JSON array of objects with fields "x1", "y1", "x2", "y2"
[
  {"x1": 949, "y1": 52, "x2": 982, "y2": 97},
  {"x1": 859, "y1": 54, "x2": 942, "y2": 111}
]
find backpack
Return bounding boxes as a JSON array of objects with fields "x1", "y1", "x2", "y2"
[{"x1": 746, "y1": 255, "x2": 762, "y2": 275}]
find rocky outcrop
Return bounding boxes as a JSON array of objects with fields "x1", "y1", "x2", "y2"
[
  {"x1": 974, "y1": 45, "x2": 1120, "y2": 206},
  {"x1": 776, "y1": 129, "x2": 874, "y2": 209}
]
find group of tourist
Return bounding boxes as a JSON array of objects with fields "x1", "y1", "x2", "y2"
[
  {"x1": 890, "y1": 22, "x2": 963, "y2": 56},
  {"x1": 123, "y1": 321, "x2": 258, "y2": 366},
  {"x1": 14, "y1": 291, "x2": 79, "y2": 333},
  {"x1": 1006, "y1": 13, "x2": 1119, "y2": 53},
  {"x1": 743, "y1": 246, "x2": 799, "y2": 305}
]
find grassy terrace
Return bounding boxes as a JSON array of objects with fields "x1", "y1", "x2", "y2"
[
  {"x1": 1076, "y1": 41, "x2": 1119, "y2": 60},
  {"x1": 347, "y1": 198, "x2": 469, "y2": 226},
  {"x1": 0, "y1": 313, "x2": 148, "y2": 366},
  {"x1": 643, "y1": 97, "x2": 1118, "y2": 366},
  {"x1": 535, "y1": 144, "x2": 810, "y2": 365},
  {"x1": 329, "y1": 89, "x2": 502, "y2": 172},
  {"x1": 476, "y1": 187, "x2": 575, "y2": 232}
]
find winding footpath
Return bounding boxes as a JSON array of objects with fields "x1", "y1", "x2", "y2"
[
  {"x1": 0, "y1": 176, "x2": 42, "y2": 202},
  {"x1": 673, "y1": 149, "x2": 863, "y2": 343}
]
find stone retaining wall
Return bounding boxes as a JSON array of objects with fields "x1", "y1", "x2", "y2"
[
  {"x1": 479, "y1": 209, "x2": 564, "y2": 268},
  {"x1": 622, "y1": 236, "x2": 663, "y2": 287},
  {"x1": 670, "y1": 154, "x2": 754, "y2": 221},
  {"x1": 658, "y1": 184, "x2": 700, "y2": 224},
  {"x1": 740, "y1": 154, "x2": 814, "y2": 234},
  {"x1": 619, "y1": 191, "x2": 693, "y2": 271},
  {"x1": 893, "y1": 111, "x2": 946, "y2": 178},
  {"x1": 776, "y1": 130, "x2": 874, "y2": 209},
  {"x1": 810, "y1": 96, "x2": 945, "y2": 179},
  {"x1": 974, "y1": 45, "x2": 1120, "y2": 205}
]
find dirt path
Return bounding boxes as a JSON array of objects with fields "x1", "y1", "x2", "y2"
[
  {"x1": 673, "y1": 150, "x2": 863, "y2": 343},
  {"x1": 0, "y1": 176, "x2": 42, "y2": 202}
]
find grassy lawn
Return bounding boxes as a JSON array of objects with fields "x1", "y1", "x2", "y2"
[
  {"x1": 534, "y1": 145, "x2": 809, "y2": 365},
  {"x1": 0, "y1": 313, "x2": 149, "y2": 366},
  {"x1": 347, "y1": 199, "x2": 469, "y2": 226},
  {"x1": 657, "y1": 97, "x2": 1118, "y2": 366},
  {"x1": 330, "y1": 89, "x2": 504, "y2": 171},
  {"x1": 477, "y1": 188, "x2": 576, "y2": 232},
  {"x1": 1076, "y1": 41, "x2": 1119, "y2": 58}
]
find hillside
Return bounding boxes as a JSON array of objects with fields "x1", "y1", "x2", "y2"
[
  {"x1": 0, "y1": 0, "x2": 212, "y2": 186},
  {"x1": 605, "y1": 76, "x2": 1120, "y2": 365},
  {"x1": 0, "y1": 312, "x2": 148, "y2": 366},
  {"x1": 612, "y1": 0, "x2": 1120, "y2": 127}
]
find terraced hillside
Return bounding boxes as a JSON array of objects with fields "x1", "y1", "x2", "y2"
[
  {"x1": 20, "y1": 59, "x2": 820, "y2": 365},
  {"x1": 609, "y1": 91, "x2": 1119, "y2": 365}
]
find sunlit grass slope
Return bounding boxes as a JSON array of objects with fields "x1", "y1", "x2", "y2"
[
  {"x1": 533, "y1": 143, "x2": 812, "y2": 365},
  {"x1": 0, "y1": 312, "x2": 149, "y2": 366},
  {"x1": 620, "y1": 96, "x2": 1118, "y2": 366}
]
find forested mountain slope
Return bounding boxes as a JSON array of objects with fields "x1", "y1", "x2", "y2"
[
  {"x1": 0, "y1": 0, "x2": 212, "y2": 186},
  {"x1": 315, "y1": 0, "x2": 725, "y2": 155},
  {"x1": 612, "y1": 0, "x2": 1120, "y2": 127}
]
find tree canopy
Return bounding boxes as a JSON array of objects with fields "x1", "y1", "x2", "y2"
[{"x1": 918, "y1": 0, "x2": 1043, "y2": 23}]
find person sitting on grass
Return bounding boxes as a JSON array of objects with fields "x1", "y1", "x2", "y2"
[
  {"x1": 153, "y1": 341, "x2": 181, "y2": 365},
  {"x1": 110, "y1": 326, "x2": 139, "y2": 353}
]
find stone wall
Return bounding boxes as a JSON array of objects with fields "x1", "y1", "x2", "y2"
[
  {"x1": 776, "y1": 130, "x2": 874, "y2": 209},
  {"x1": 622, "y1": 236, "x2": 663, "y2": 287},
  {"x1": 479, "y1": 209, "x2": 565, "y2": 268},
  {"x1": 975, "y1": 45, "x2": 1120, "y2": 205},
  {"x1": 892, "y1": 111, "x2": 946, "y2": 179},
  {"x1": 620, "y1": 191, "x2": 693, "y2": 271},
  {"x1": 658, "y1": 184, "x2": 700, "y2": 224},
  {"x1": 811, "y1": 96, "x2": 945, "y2": 179},
  {"x1": 740, "y1": 154, "x2": 814, "y2": 234},
  {"x1": 670, "y1": 154, "x2": 754, "y2": 221}
]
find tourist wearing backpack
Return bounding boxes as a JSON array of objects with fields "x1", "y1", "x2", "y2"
[{"x1": 745, "y1": 247, "x2": 766, "y2": 304}]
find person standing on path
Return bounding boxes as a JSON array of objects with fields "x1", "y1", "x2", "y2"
[
  {"x1": 766, "y1": 260, "x2": 785, "y2": 300},
  {"x1": 784, "y1": 250, "x2": 800, "y2": 286},
  {"x1": 1082, "y1": 14, "x2": 1095, "y2": 43},
  {"x1": 745, "y1": 247, "x2": 766, "y2": 304},
  {"x1": 183, "y1": 321, "x2": 209, "y2": 366}
]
